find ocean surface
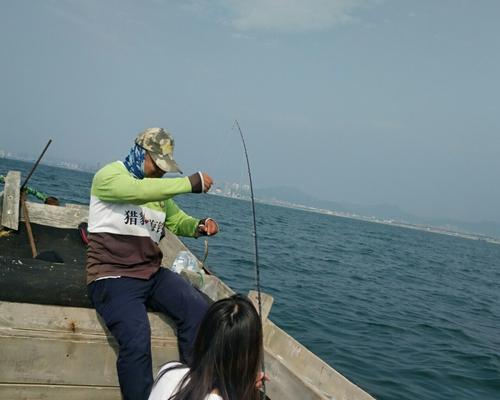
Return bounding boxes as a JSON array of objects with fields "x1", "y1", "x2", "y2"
[{"x1": 1, "y1": 158, "x2": 499, "y2": 400}]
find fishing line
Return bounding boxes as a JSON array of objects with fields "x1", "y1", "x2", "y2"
[
  {"x1": 187, "y1": 126, "x2": 233, "y2": 273},
  {"x1": 188, "y1": 125, "x2": 245, "y2": 275},
  {"x1": 211, "y1": 124, "x2": 248, "y2": 192},
  {"x1": 211, "y1": 125, "x2": 233, "y2": 170},
  {"x1": 233, "y1": 119, "x2": 267, "y2": 398}
]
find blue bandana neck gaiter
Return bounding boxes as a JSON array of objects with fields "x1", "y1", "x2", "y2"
[{"x1": 123, "y1": 144, "x2": 146, "y2": 179}]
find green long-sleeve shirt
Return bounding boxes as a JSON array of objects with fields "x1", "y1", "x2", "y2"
[{"x1": 86, "y1": 161, "x2": 200, "y2": 283}]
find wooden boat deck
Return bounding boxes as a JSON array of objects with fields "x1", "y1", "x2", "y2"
[{"x1": 0, "y1": 170, "x2": 375, "y2": 399}]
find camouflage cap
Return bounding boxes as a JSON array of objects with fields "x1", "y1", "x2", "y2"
[{"x1": 135, "y1": 128, "x2": 182, "y2": 173}]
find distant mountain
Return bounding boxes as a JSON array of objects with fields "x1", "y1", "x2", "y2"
[
  {"x1": 254, "y1": 186, "x2": 500, "y2": 239},
  {"x1": 255, "y1": 186, "x2": 410, "y2": 219}
]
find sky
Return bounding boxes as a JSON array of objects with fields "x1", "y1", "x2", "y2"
[{"x1": 1, "y1": 0, "x2": 499, "y2": 223}]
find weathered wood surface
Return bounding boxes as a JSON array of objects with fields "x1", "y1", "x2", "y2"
[
  {"x1": 22, "y1": 201, "x2": 88, "y2": 229},
  {"x1": 1, "y1": 171, "x2": 21, "y2": 230},
  {"x1": 0, "y1": 385, "x2": 120, "y2": 400},
  {"x1": 0, "y1": 300, "x2": 375, "y2": 400},
  {"x1": 0, "y1": 193, "x2": 89, "y2": 230},
  {"x1": 0, "y1": 301, "x2": 176, "y2": 338},
  {"x1": 0, "y1": 284, "x2": 375, "y2": 400},
  {"x1": 265, "y1": 351, "x2": 335, "y2": 400},
  {"x1": 0, "y1": 332, "x2": 178, "y2": 387},
  {"x1": 248, "y1": 290, "x2": 274, "y2": 321},
  {"x1": 0, "y1": 302, "x2": 177, "y2": 398}
]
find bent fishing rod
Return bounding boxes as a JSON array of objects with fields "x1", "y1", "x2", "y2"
[{"x1": 234, "y1": 120, "x2": 267, "y2": 398}]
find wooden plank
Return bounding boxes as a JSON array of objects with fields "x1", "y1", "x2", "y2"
[
  {"x1": 1, "y1": 171, "x2": 21, "y2": 230},
  {"x1": 264, "y1": 351, "x2": 332, "y2": 400},
  {"x1": 21, "y1": 202, "x2": 88, "y2": 229},
  {"x1": 248, "y1": 290, "x2": 274, "y2": 321},
  {"x1": 0, "y1": 384, "x2": 120, "y2": 400},
  {"x1": 0, "y1": 301, "x2": 176, "y2": 338},
  {"x1": 200, "y1": 272, "x2": 235, "y2": 301},
  {"x1": 0, "y1": 330, "x2": 178, "y2": 386}
]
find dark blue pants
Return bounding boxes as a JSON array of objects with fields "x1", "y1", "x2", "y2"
[{"x1": 87, "y1": 268, "x2": 209, "y2": 400}]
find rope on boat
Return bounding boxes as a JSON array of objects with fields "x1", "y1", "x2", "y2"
[{"x1": 233, "y1": 120, "x2": 267, "y2": 399}]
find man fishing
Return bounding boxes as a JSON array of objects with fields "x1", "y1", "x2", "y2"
[{"x1": 86, "y1": 127, "x2": 219, "y2": 400}]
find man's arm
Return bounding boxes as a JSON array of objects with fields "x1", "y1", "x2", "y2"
[
  {"x1": 163, "y1": 199, "x2": 200, "y2": 237},
  {"x1": 92, "y1": 162, "x2": 193, "y2": 204},
  {"x1": 164, "y1": 200, "x2": 219, "y2": 238}
]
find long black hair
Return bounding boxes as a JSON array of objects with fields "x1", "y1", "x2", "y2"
[{"x1": 154, "y1": 294, "x2": 263, "y2": 400}]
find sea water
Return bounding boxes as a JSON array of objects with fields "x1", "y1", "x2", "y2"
[{"x1": 1, "y1": 158, "x2": 499, "y2": 400}]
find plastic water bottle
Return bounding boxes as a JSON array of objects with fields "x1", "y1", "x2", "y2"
[
  {"x1": 185, "y1": 253, "x2": 200, "y2": 272},
  {"x1": 172, "y1": 251, "x2": 201, "y2": 274},
  {"x1": 172, "y1": 251, "x2": 189, "y2": 274}
]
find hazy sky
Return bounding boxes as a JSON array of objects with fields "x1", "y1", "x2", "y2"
[{"x1": 1, "y1": 0, "x2": 499, "y2": 223}]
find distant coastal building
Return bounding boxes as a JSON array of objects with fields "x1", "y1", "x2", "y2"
[
  {"x1": 55, "y1": 161, "x2": 81, "y2": 170},
  {"x1": 0, "y1": 149, "x2": 14, "y2": 159},
  {"x1": 213, "y1": 182, "x2": 251, "y2": 199}
]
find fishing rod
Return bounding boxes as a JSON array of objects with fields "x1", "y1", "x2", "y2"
[
  {"x1": 21, "y1": 140, "x2": 53, "y2": 241},
  {"x1": 21, "y1": 139, "x2": 52, "y2": 190},
  {"x1": 233, "y1": 120, "x2": 267, "y2": 398}
]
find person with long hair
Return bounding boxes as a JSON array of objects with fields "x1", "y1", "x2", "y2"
[{"x1": 149, "y1": 294, "x2": 268, "y2": 400}]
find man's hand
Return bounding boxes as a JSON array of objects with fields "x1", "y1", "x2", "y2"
[
  {"x1": 197, "y1": 218, "x2": 219, "y2": 236},
  {"x1": 200, "y1": 172, "x2": 213, "y2": 192}
]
